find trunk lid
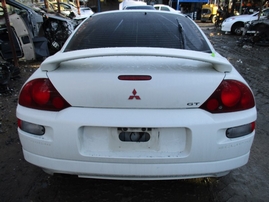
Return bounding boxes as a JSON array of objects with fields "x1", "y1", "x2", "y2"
[{"x1": 47, "y1": 55, "x2": 225, "y2": 109}]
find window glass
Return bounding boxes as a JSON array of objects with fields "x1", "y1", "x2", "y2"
[
  {"x1": 263, "y1": 9, "x2": 269, "y2": 17},
  {"x1": 65, "y1": 12, "x2": 211, "y2": 53},
  {"x1": 161, "y1": 7, "x2": 170, "y2": 11}
]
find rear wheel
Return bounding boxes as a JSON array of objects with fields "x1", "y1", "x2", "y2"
[
  {"x1": 211, "y1": 15, "x2": 216, "y2": 24},
  {"x1": 231, "y1": 22, "x2": 244, "y2": 35}
]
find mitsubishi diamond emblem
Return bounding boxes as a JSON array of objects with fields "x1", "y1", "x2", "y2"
[{"x1": 128, "y1": 89, "x2": 141, "y2": 100}]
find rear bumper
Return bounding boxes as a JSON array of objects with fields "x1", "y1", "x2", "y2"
[
  {"x1": 23, "y1": 149, "x2": 250, "y2": 180},
  {"x1": 17, "y1": 106, "x2": 256, "y2": 180}
]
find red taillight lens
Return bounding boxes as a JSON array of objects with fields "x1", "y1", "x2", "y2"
[
  {"x1": 200, "y1": 80, "x2": 255, "y2": 113},
  {"x1": 19, "y1": 78, "x2": 71, "y2": 111},
  {"x1": 31, "y1": 79, "x2": 50, "y2": 105},
  {"x1": 221, "y1": 82, "x2": 241, "y2": 107}
]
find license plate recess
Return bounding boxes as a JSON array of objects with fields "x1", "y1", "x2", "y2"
[{"x1": 118, "y1": 127, "x2": 151, "y2": 142}]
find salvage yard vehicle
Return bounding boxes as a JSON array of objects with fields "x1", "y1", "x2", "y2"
[
  {"x1": 123, "y1": 5, "x2": 155, "y2": 9},
  {"x1": 201, "y1": 4, "x2": 218, "y2": 23},
  {"x1": 0, "y1": 0, "x2": 46, "y2": 61},
  {"x1": 119, "y1": 0, "x2": 147, "y2": 10},
  {"x1": 153, "y1": 4, "x2": 181, "y2": 13},
  {"x1": 17, "y1": 10, "x2": 257, "y2": 180},
  {"x1": 51, "y1": 2, "x2": 94, "y2": 20},
  {"x1": 0, "y1": 0, "x2": 80, "y2": 60},
  {"x1": 221, "y1": 8, "x2": 269, "y2": 35},
  {"x1": 39, "y1": 12, "x2": 77, "y2": 54},
  {"x1": 241, "y1": 17, "x2": 269, "y2": 46}
]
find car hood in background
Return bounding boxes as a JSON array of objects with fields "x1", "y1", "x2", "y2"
[{"x1": 224, "y1": 13, "x2": 257, "y2": 21}]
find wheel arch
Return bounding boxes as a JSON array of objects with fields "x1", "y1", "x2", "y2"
[{"x1": 231, "y1": 21, "x2": 244, "y2": 35}]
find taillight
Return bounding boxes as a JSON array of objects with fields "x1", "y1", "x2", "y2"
[
  {"x1": 200, "y1": 80, "x2": 255, "y2": 113},
  {"x1": 19, "y1": 78, "x2": 71, "y2": 111}
]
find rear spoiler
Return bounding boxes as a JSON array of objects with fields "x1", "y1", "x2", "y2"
[{"x1": 41, "y1": 48, "x2": 232, "y2": 73}]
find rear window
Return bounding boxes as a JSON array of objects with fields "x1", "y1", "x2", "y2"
[{"x1": 64, "y1": 11, "x2": 211, "y2": 52}]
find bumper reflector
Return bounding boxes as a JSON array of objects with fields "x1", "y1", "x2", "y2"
[
  {"x1": 18, "y1": 119, "x2": 45, "y2": 135},
  {"x1": 226, "y1": 122, "x2": 255, "y2": 138}
]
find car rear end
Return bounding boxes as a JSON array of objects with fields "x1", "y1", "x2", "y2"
[{"x1": 17, "y1": 11, "x2": 256, "y2": 180}]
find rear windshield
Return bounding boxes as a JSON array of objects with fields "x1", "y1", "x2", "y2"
[{"x1": 64, "y1": 11, "x2": 211, "y2": 52}]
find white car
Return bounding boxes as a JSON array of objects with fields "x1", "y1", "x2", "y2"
[
  {"x1": 123, "y1": 5, "x2": 155, "y2": 10},
  {"x1": 221, "y1": 8, "x2": 269, "y2": 35},
  {"x1": 154, "y1": 4, "x2": 181, "y2": 14},
  {"x1": 119, "y1": 0, "x2": 146, "y2": 10},
  {"x1": 52, "y1": 2, "x2": 94, "y2": 19},
  {"x1": 17, "y1": 10, "x2": 256, "y2": 180}
]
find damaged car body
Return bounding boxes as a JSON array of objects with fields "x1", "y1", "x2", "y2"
[
  {"x1": 0, "y1": 0, "x2": 46, "y2": 61},
  {"x1": 241, "y1": 16, "x2": 269, "y2": 46},
  {"x1": 0, "y1": 0, "x2": 81, "y2": 62},
  {"x1": 0, "y1": 0, "x2": 81, "y2": 92}
]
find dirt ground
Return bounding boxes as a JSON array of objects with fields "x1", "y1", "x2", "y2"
[{"x1": 0, "y1": 22, "x2": 269, "y2": 201}]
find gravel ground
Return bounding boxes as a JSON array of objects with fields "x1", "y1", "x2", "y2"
[{"x1": 0, "y1": 22, "x2": 269, "y2": 202}]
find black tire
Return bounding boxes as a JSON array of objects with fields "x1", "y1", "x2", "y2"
[
  {"x1": 211, "y1": 15, "x2": 217, "y2": 24},
  {"x1": 231, "y1": 22, "x2": 244, "y2": 35}
]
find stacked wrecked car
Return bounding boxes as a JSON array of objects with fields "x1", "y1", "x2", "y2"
[
  {"x1": 0, "y1": 0, "x2": 94, "y2": 61},
  {"x1": 242, "y1": 14, "x2": 269, "y2": 46},
  {"x1": 0, "y1": 0, "x2": 93, "y2": 93}
]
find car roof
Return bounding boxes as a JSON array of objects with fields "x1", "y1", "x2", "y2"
[{"x1": 154, "y1": 4, "x2": 169, "y2": 7}]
